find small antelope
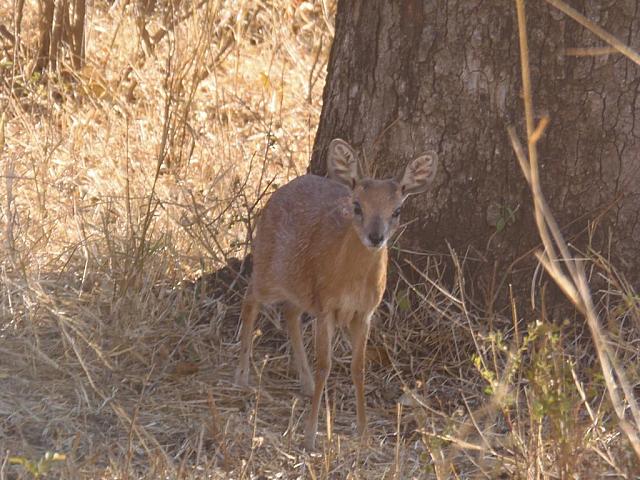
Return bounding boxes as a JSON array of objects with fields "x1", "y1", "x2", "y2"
[{"x1": 235, "y1": 139, "x2": 438, "y2": 450}]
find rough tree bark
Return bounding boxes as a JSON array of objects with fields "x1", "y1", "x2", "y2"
[{"x1": 310, "y1": 1, "x2": 640, "y2": 297}]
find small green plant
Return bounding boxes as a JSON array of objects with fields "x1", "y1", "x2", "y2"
[
  {"x1": 471, "y1": 319, "x2": 588, "y2": 475},
  {"x1": 396, "y1": 288, "x2": 412, "y2": 312},
  {"x1": 495, "y1": 203, "x2": 519, "y2": 233},
  {"x1": 473, "y1": 320, "x2": 543, "y2": 397},
  {"x1": 9, "y1": 452, "x2": 66, "y2": 479}
]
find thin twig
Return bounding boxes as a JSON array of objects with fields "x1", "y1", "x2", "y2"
[
  {"x1": 513, "y1": 0, "x2": 640, "y2": 459},
  {"x1": 545, "y1": 0, "x2": 640, "y2": 65}
]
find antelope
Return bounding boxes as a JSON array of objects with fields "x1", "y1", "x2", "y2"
[{"x1": 234, "y1": 138, "x2": 438, "y2": 450}]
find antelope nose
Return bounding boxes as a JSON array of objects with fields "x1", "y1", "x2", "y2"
[{"x1": 368, "y1": 233, "x2": 384, "y2": 246}]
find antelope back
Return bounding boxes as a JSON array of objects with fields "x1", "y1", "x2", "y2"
[{"x1": 249, "y1": 139, "x2": 438, "y2": 315}]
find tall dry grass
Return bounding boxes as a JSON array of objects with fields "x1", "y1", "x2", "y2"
[{"x1": 0, "y1": 0, "x2": 639, "y2": 478}]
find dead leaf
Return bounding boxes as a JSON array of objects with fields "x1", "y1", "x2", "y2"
[
  {"x1": 366, "y1": 345, "x2": 391, "y2": 367},
  {"x1": 173, "y1": 361, "x2": 199, "y2": 376}
]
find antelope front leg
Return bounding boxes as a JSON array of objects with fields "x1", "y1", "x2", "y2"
[
  {"x1": 283, "y1": 301, "x2": 314, "y2": 396},
  {"x1": 349, "y1": 311, "x2": 372, "y2": 437},
  {"x1": 304, "y1": 314, "x2": 335, "y2": 450}
]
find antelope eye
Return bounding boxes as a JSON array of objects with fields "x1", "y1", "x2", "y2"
[
  {"x1": 392, "y1": 207, "x2": 401, "y2": 218},
  {"x1": 353, "y1": 202, "x2": 363, "y2": 216}
]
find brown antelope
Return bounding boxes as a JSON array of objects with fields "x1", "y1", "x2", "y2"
[{"x1": 234, "y1": 138, "x2": 438, "y2": 450}]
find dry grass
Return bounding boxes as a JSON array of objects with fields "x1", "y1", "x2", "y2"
[{"x1": 1, "y1": 1, "x2": 639, "y2": 478}]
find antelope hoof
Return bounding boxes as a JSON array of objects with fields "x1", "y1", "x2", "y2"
[
  {"x1": 304, "y1": 419, "x2": 318, "y2": 451},
  {"x1": 304, "y1": 431, "x2": 317, "y2": 451}
]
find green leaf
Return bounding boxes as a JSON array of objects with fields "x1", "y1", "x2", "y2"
[{"x1": 397, "y1": 289, "x2": 411, "y2": 312}]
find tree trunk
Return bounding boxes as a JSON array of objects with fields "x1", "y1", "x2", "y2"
[
  {"x1": 49, "y1": 0, "x2": 67, "y2": 71},
  {"x1": 36, "y1": 0, "x2": 85, "y2": 73},
  {"x1": 70, "y1": 0, "x2": 86, "y2": 69},
  {"x1": 311, "y1": 1, "x2": 640, "y2": 297},
  {"x1": 36, "y1": 0, "x2": 55, "y2": 72}
]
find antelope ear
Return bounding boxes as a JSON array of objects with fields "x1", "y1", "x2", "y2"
[
  {"x1": 327, "y1": 138, "x2": 360, "y2": 189},
  {"x1": 398, "y1": 151, "x2": 438, "y2": 197}
]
